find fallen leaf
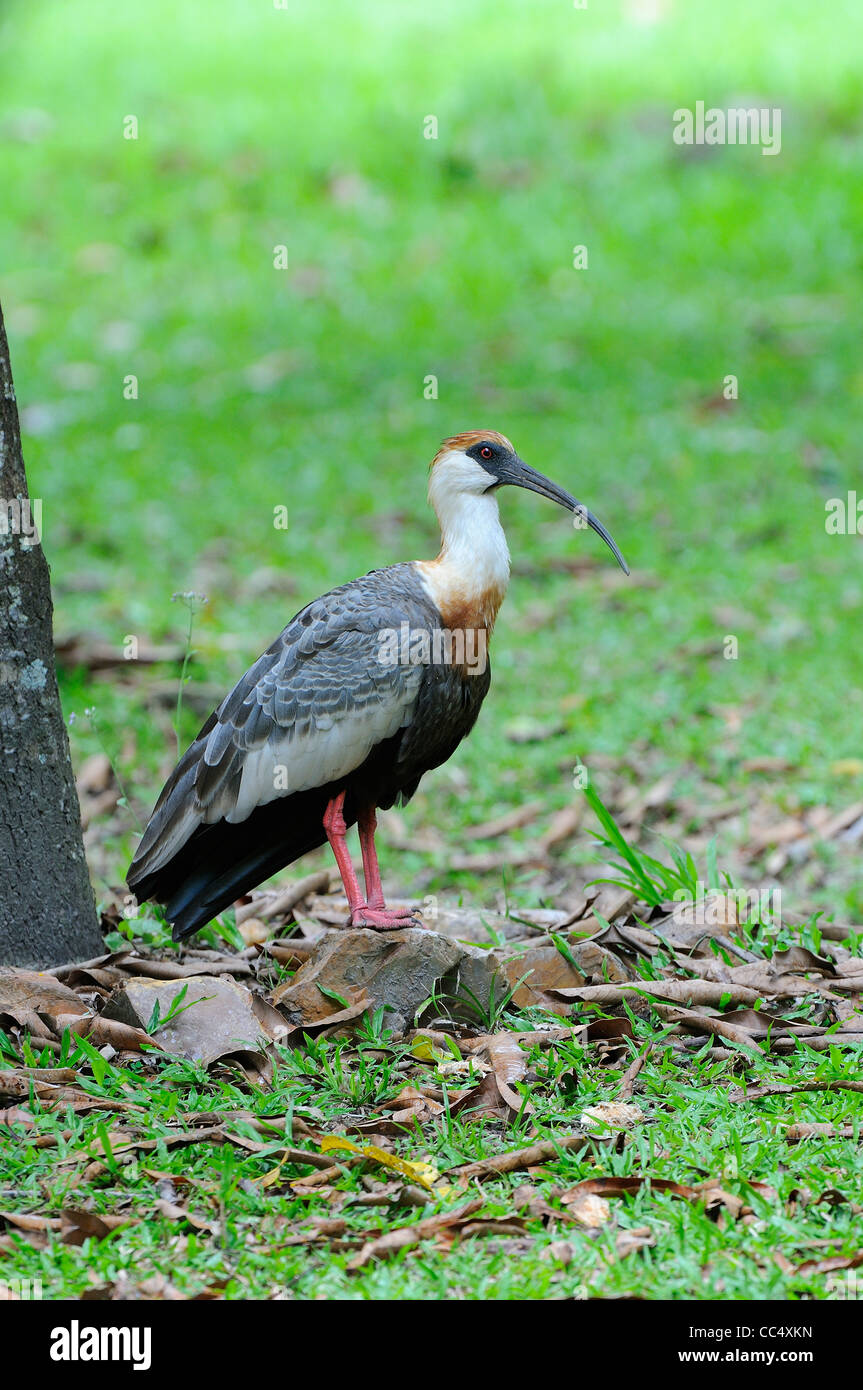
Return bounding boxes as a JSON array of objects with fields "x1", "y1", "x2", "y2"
[
  {"x1": 60, "y1": 1208, "x2": 135, "y2": 1245},
  {"x1": 785, "y1": 1123, "x2": 837, "y2": 1142},
  {"x1": 453, "y1": 1132, "x2": 593, "y2": 1182},
  {"x1": 436, "y1": 1058, "x2": 489, "y2": 1079},
  {"x1": 0, "y1": 1210, "x2": 62, "y2": 1233},
  {"x1": 616, "y1": 1226, "x2": 656, "y2": 1258},
  {"x1": 346, "y1": 1200, "x2": 484, "y2": 1269},
  {"x1": 64, "y1": 1015, "x2": 161, "y2": 1052},
  {"x1": 483, "y1": 1033, "x2": 532, "y2": 1114},
  {"x1": 567, "y1": 1192, "x2": 612, "y2": 1228},
  {"x1": 792, "y1": 1250, "x2": 863, "y2": 1276},
  {"x1": 580, "y1": 1102, "x2": 644, "y2": 1132},
  {"x1": 153, "y1": 1199, "x2": 217, "y2": 1232},
  {"x1": 541, "y1": 1239, "x2": 574, "y2": 1264},
  {"x1": 104, "y1": 975, "x2": 270, "y2": 1065},
  {"x1": 561, "y1": 1176, "x2": 698, "y2": 1204},
  {"x1": 0, "y1": 966, "x2": 89, "y2": 1023},
  {"x1": 319, "y1": 1137, "x2": 453, "y2": 1194}
]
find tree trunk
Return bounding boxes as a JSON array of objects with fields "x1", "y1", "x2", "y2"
[{"x1": 0, "y1": 299, "x2": 103, "y2": 966}]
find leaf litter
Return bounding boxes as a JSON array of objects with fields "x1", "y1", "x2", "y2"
[{"x1": 3, "y1": 816, "x2": 863, "y2": 1295}]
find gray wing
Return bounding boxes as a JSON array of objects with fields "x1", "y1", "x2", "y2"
[{"x1": 130, "y1": 565, "x2": 435, "y2": 881}]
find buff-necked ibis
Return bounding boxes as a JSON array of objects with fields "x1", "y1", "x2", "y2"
[{"x1": 127, "y1": 432, "x2": 628, "y2": 938}]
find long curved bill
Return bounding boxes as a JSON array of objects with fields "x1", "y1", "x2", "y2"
[{"x1": 509, "y1": 459, "x2": 630, "y2": 575}]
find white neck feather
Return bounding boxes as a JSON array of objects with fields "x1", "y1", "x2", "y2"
[
  {"x1": 415, "y1": 451, "x2": 511, "y2": 620},
  {"x1": 432, "y1": 488, "x2": 510, "y2": 593}
]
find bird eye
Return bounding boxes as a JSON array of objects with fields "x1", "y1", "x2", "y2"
[{"x1": 480, "y1": 445, "x2": 493, "y2": 460}]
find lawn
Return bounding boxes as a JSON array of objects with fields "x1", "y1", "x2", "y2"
[
  {"x1": 1, "y1": 0, "x2": 862, "y2": 1303},
  {"x1": 3, "y1": 1007, "x2": 863, "y2": 1301}
]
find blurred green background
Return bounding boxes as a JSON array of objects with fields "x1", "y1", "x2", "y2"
[{"x1": 1, "y1": 0, "x2": 861, "y2": 918}]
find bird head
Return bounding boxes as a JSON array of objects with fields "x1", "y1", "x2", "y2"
[{"x1": 429, "y1": 431, "x2": 629, "y2": 574}]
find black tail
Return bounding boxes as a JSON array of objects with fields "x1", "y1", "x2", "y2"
[{"x1": 128, "y1": 786, "x2": 343, "y2": 940}]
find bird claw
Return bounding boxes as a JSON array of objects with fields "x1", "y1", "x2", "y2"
[{"x1": 348, "y1": 905, "x2": 421, "y2": 931}]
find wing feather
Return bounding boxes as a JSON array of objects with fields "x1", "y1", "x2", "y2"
[{"x1": 129, "y1": 565, "x2": 436, "y2": 882}]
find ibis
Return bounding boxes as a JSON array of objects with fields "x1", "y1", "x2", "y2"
[{"x1": 128, "y1": 432, "x2": 628, "y2": 938}]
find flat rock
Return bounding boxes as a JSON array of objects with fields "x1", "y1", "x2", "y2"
[
  {"x1": 103, "y1": 974, "x2": 272, "y2": 1064},
  {"x1": 439, "y1": 944, "x2": 511, "y2": 1023},
  {"x1": 271, "y1": 926, "x2": 635, "y2": 1035},
  {"x1": 439, "y1": 943, "x2": 583, "y2": 1020},
  {"x1": 274, "y1": 928, "x2": 463, "y2": 1035}
]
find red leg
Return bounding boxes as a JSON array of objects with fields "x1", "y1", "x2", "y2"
[
  {"x1": 354, "y1": 804, "x2": 417, "y2": 929},
  {"x1": 322, "y1": 793, "x2": 417, "y2": 931},
  {"x1": 357, "y1": 806, "x2": 385, "y2": 909},
  {"x1": 322, "y1": 791, "x2": 365, "y2": 916}
]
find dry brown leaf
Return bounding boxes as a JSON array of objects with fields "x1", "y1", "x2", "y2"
[
  {"x1": 65, "y1": 1015, "x2": 161, "y2": 1051},
  {"x1": 553, "y1": 979, "x2": 763, "y2": 1008},
  {"x1": 153, "y1": 1199, "x2": 218, "y2": 1232},
  {"x1": 0, "y1": 966, "x2": 90, "y2": 1024},
  {"x1": 119, "y1": 954, "x2": 253, "y2": 980},
  {"x1": 784, "y1": 1123, "x2": 838, "y2": 1142},
  {"x1": 454, "y1": 1132, "x2": 593, "y2": 1182},
  {"x1": 649, "y1": 1003, "x2": 762, "y2": 1050},
  {"x1": 483, "y1": 1033, "x2": 531, "y2": 1114},
  {"x1": 697, "y1": 1184, "x2": 745, "y2": 1220},
  {"x1": 585, "y1": 1016, "x2": 634, "y2": 1045},
  {"x1": 579, "y1": 1102, "x2": 644, "y2": 1132},
  {"x1": 540, "y1": 803, "x2": 585, "y2": 851},
  {"x1": 792, "y1": 1250, "x2": 863, "y2": 1276},
  {"x1": 502, "y1": 946, "x2": 586, "y2": 1012},
  {"x1": 616, "y1": 1226, "x2": 656, "y2": 1258},
  {"x1": 456, "y1": 1216, "x2": 527, "y2": 1241},
  {"x1": 541, "y1": 1239, "x2": 574, "y2": 1264},
  {"x1": 0, "y1": 1010, "x2": 60, "y2": 1042},
  {"x1": 347, "y1": 1199, "x2": 484, "y2": 1269},
  {"x1": 617, "y1": 1050, "x2": 648, "y2": 1100},
  {"x1": 0, "y1": 1210, "x2": 62, "y2": 1233},
  {"x1": 773, "y1": 946, "x2": 837, "y2": 978},
  {"x1": 0, "y1": 1075, "x2": 135, "y2": 1112},
  {"x1": 60, "y1": 1208, "x2": 135, "y2": 1245},
  {"x1": 561, "y1": 1176, "x2": 698, "y2": 1204},
  {"x1": 510, "y1": 1185, "x2": 564, "y2": 1221},
  {"x1": 730, "y1": 1079, "x2": 863, "y2": 1104},
  {"x1": 0, "y1": 1105, "x2": 39, "y2": 1130},
  {"x1": 377, "y1": 1086, "x2": 445, "y2": 1125},
  {"x1": 271, "y1": 980, "x2": 371, "y2": 1033},
  {"x1": 567, "y1": 1192, "x2": 612, "y2": 1228},
  {"x1": 460, "y1": 1026, "x2": 575, "y2": 1052}
]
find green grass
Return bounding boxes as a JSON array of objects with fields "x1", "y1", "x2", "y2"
[
  {"x1": 2, "y1": 808, "x2": 862, "y2": 1301},
  {"x1": 1, "y1": 0, "x2": 862, "y2": 1300},
  {"x1": 1, "y1": 0, "x2": 862, "y2": 917},
  {"x1": 3, "y1": 1017, "x2": 863, "y2": 1299}
]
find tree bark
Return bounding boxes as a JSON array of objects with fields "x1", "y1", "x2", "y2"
[{"x1": 0, "y1": 298, "x2": 103, "y2": 966}]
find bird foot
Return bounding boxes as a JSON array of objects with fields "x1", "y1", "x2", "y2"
[{"x1": 348, "y1": 904, "x2": 420, "y2": 931}]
